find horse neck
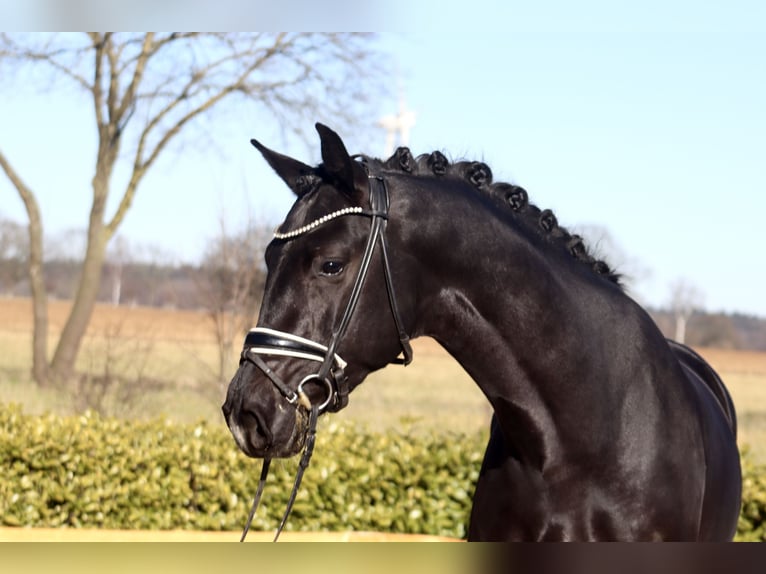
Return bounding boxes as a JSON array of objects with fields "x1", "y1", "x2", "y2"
[{"x1": 395, "y1": 178, "x2": 669, "y2": 468}]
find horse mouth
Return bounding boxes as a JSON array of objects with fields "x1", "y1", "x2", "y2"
[{"x1": 227, "y1": 405, "x2": 308, "y2": 459}]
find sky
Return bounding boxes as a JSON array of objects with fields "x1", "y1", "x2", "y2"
[{"x1": 1, "y1": 2, "x2": 765, "y2": 316}]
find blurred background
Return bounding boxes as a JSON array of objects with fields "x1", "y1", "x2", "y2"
[{"x1": 1, "y1": 6, "x2": 765, "y2": 543}]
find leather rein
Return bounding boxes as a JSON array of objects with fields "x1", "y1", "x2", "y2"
[{"x1": 238, "y1": 171, "x2": 413, "y2": 541}]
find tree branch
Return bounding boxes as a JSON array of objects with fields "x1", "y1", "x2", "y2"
[
  {"x1": 89, "y1": 32, "x2": 106, "y2": 131},
  {"x1": 114, "y1": 33, "x2": 155, "y2": 126},
  {"x1": 106, "y1": 34, "x2": 295, "y2": 234},
  {"x1": 0, "y1": 149, "x2": 38, "y2": 218},
  {"x1": 1, "y1": 33, "x2": 93, "y2": 92},
  {"x1": 105, "y1": 34, "x2": 120, "y2": 133}
]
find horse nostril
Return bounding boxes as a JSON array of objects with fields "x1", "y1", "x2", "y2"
[{"x1": 244, "y1": 407, "x2": 274, "y2": 445}]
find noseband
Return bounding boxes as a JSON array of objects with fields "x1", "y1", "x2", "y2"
[{"x1": 238, "y1": 170, "x2": 413, "y2": 541}]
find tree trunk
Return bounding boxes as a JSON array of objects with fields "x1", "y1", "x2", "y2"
[
  {"x1": 49, "y1": 156, "x2": 113, "y2": 384},
  {"x1": 27, "y1": 195, "x2": 50, "y2": 385},
  {"x1": 0, "y1": 149, "x2": 50, "y2": 385},
  {"x1": 49, "y1": 223, "x2": 108, "y2": 383}
]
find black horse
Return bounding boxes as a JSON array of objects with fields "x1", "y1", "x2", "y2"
[{"x1": 222, "y1": 123, "x2": 741, "y2": 541}]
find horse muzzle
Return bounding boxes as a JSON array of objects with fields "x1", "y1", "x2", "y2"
[{"x1": 222, "y1": 360, "x2": 309, "y2": 458}]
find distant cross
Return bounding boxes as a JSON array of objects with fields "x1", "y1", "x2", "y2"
[{"x1": 378, "y1": 93, "x2": 416, "y2": 157}]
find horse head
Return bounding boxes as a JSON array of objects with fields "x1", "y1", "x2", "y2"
[{"x1": 222, "y1": 123, "x2": 414, "y2": 459}]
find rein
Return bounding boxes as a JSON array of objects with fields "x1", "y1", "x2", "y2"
[{"x1": 238, "y1": 171, "x2": 413, "y2": 541}]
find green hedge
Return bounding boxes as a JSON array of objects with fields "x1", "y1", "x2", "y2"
[
  {"x1": 0, "y1": 403, "x2": 482, "y2": 537},
  {"x1": 737, "y1": 447, "x2": 766, "y2": 541},
  {"x1": 1, "y1": 403, "x2": 764, "y2": 540}
]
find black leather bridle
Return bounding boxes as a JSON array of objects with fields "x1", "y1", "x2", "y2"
[{"x1": 238, "y1": 170, "x2": 413, "y2": 541}]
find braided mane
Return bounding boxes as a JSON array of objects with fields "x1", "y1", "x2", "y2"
[{"x1": 363, "y1": 146, "x2": 622, "y2": 287}]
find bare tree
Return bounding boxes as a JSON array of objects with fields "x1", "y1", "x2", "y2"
[
  {"x1": 0, "y1": 32, "x2": 383, "y2": 386},
  {"x1": 196, "y1": 218, "x2": 269, "y2": 384},
  {"x1": 669, "y1": 278, "x2": 705, "y2": 344}
]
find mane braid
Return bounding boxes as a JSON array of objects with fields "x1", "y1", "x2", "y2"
[{"x1": 362, "y1": 147, "x2": 622, "y2": 287}]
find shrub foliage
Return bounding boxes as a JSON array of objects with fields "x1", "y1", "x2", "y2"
[
  {"x1": 0, "y1": 404, "x2": 482, "y2": 537},
  {"x1": 1, "y1": 403, "x2": 763, "y2": 540},
  {"x1": 737, "y1": 447, "x2": 766, "y2": 541}
]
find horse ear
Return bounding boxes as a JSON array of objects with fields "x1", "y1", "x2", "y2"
[
  {"x1": 250, "y1": 138, "x2": 315, "y2": 197},
  {"x1": 315, "y1": 123, "x2": 368, "y2": 203}
]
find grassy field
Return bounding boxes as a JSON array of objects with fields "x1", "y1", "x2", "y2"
[
  {"x1": 0, "y1": 297, "x2": 488, "y2": 432},
  {"x1": 1, "y1": 296, "x2": 765, "y2": 462}
]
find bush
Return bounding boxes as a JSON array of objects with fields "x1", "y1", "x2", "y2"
[
  {"x1": 0, "y1": 403, "x2": 483, "y2": 537},
  {"x1": 1, "y1": 403, "x2": 764, "y2": 540},
  {"x1": 737, "y1": 448, "x2": 766, "y2": 541}
]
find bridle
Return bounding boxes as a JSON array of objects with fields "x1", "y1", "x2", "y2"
[{"x1": 238, "y1": 168, "x2": 413, "y2": 541}]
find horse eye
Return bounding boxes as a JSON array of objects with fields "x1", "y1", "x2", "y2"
[{"x1": 320, "y1": 260, "x2": 345, "y2": 276}]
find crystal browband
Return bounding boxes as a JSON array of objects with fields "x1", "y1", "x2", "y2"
[{"x1": 273, "y1": 206, "x2": 365, "y2": 240}]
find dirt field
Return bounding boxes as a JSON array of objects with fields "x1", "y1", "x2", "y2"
[
  {"x1": 4, "y1": 296, "x2": 763, "y2": 366},
  {"x1": 698, "y1": 347, "x2": 766, "y2": 375},
  {"x1": 1, "y1": 296, "x2": 765, "y2": 457},
  {"x1": 4, "y1": 296, "x2": 763, "y2": 363},
  {"x1": 1, "y1": 297, "x2": 215, "y2": 343}
]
